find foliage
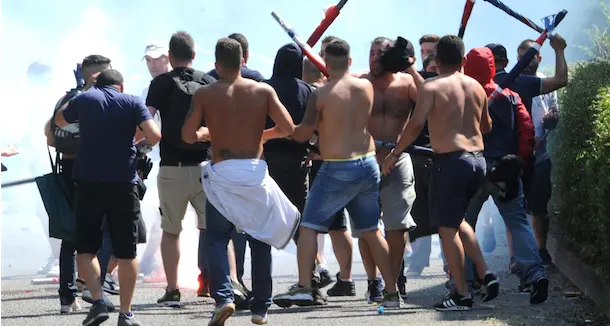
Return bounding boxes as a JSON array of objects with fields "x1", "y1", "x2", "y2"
[
  {"x1": 550, "y1": 59, "x2": 610, "y2": 281},
  {"x1": 580, "y1": 1, "x2": 610, "y2": 59}
]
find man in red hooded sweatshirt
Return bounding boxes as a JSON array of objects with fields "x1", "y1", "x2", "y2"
[{"x1": 461, "y1": 47, "x2": 549, "y2": 305}]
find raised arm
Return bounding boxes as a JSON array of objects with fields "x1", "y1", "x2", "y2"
[
  {"x1": 540, "y1": 34, "x2": 568, "y2": 94},
  {"x1": 182, "y1": 88, "x2": 210, "y2": 144},
  {"x1": 263, "y1": 84, "x2": 295, "y2": 141}
]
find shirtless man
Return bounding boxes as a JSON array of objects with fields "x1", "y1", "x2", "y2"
[
  {"x1": 273, "y1": 37, "x2": 400, "y2": 308},
  {"x1": 356, "y1": 36, "x2": 422, "y2": 302},
  {"x1": 382, "y1": 35, "x2": 500, "y2": 311},
  {"x1": 182, "y1": 38, "x2": 295, "y2": 326}
]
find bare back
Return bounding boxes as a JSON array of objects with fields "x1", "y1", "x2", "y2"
[
  {"x1": 315, "y1": 75, "x2": 376, "y2": 159},
  {"x1": 198, "y1": 78, "x2": 269, "y2": 163},
  {"x1": 425, "y1": 72, "x2": 487, "y2": 154}
]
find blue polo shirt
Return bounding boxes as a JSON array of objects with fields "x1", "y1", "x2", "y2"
[
  {"x1": 494, "y1": 69, "x2": 542, "y2": 114},
  {"x1": 63, "y1": 86, "x2": 153, "y2": 184},
  {"x1": 208, "y1": 66, "x2": 265, "y2": 82}
]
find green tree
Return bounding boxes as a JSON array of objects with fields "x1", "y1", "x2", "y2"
[{"x1": 582, "y1": 1, "x2": 610, "y2": 59}]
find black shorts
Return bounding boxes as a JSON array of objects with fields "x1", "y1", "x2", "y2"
[
  {"x1": 525, "y1": 157, "x2": 552, "y2": 217},
  {"x1": 74, "y1": 181, "x2": 140, "y2": 259},
  {"x1": 429, "y1": 151, "x2": 486, "y2": 229}
]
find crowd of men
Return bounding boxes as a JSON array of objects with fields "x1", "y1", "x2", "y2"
[{"x1": 43, "y1": 27, "x2": 567, "y2": 326}]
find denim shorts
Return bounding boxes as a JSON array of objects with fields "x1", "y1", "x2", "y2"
[{"x1": 301, "y1": 153, "x2": 380, "y2": 233}]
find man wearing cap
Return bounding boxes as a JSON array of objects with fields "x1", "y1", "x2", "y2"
[
  {"x1": 355, "y1": 36, "x2": 422, "y2": 303},
  {"x1": 486, "y1": 37, "x2": 567, "y2": 269},
  {"x1": 138, "y1": 43, "x2": 172, "y2": 281}
]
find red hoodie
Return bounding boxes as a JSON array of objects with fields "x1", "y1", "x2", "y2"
[{"x1": 464, "y1": 47, "x2": 535, "y2": 163}]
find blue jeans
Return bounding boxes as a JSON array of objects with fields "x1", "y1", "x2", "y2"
[
  {"x1": 461, "y1": 163, "x2": 547, "y2": 286},
  {"x1": 198, "y1": 229, "x2": 247, "y2": 284},
  {"x1": 205, "y1": 201, "x2": 272, "y2": 314},
  {"x1": 301, "y1": 154, "x2": 380, "y2": 233}
]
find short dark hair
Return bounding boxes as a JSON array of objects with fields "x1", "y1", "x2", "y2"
[
  {"x1": 81, "y1": 55, "x2": 111, "y2": 68},
  {"x1": 518, "y1": 39, "x2": 535, "y2": 52},
  {"x1": 321, "y1": 35, "x2": 340, "y2": 45},
  {"x1": 324, "y1": 38, "x2": 350, "y2": 70},
  {"x1": 372, "y1": 37, "x2": 394, "y2": 47},
  {"x1": 419, "y1": 34, "x2": 440, "y2": 45},
  {"x1": 228, "y1": 33, "x2": 248, "y2": 54},
  {"x1": 435, "y1": 35, "x2": 464, "y2": 67},
  {"x1": 215, "y1": 38, "x2": 242, "y2": 70},
  {"x1": 169, "y1": 31, "x2": 195, "y2": 61},
  {"x1": 423, "y1": 54, "x2": 436, "y2": 70},
  {"x1": 95, "y1": 69, "x2": 124, "y2": 87}
]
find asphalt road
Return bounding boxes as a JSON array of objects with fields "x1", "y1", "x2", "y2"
[{"x1": 1, "y1": 231, "x2": 606, "y2": 326}]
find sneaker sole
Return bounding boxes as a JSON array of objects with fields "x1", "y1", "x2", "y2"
[
  {"x1": 83, "y1": 312, "x2": 110, "y2": 326},
  {"x1": 102, "y1": 287, "x2": 119, "y2": 295},
  {"x1": 434, "y1": 305, "x2": 472, "y2": 312},
  {"x1": 273, "y1": 298, "x2": 315, "y2": 308},
  {"x1": 530, "y1": 278, "x2": 549, "y2": 304},
  {"x1": 208, "y1": 305, "x2": 235, "y2": 326},
  {"x1": 251, "y1": 317, "x2": 269, "y2": 325},
  {"x1": 157, "y1": 301, "x2": 181, "y2": 308},
  {"x1": 327, "y1": 292, "x2": 356, "y2": 297},
  {"x1": 197, "y1": 292, "x2": 211, "y2": 298}
]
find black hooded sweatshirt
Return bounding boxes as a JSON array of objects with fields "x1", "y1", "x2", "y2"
[{"x1": 263, "y1": 44, "x2": 313, "y2": 154}]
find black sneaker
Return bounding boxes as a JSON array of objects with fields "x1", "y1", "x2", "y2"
[
  {"x1": 312, "y1": 288, "x2": 328, "y2": 306},
  {"x1": 397, "y1": 275, "x2": 408, "y2": 299},
  {"x1": 318, "y1": 270, "x2": 333, "y2": 289},
  {"x1": 365, "y1": 278, "x2": 384, "y2": 303},
  {"x1": 156, "y1": 288, "x2": 181, "y2": 307},
  {"x1": 481, "y1": 273, "x2": 500, "y2": 302},
  {"x1": 273, "y1": 284, "x2": 315, "y2": 308},
  {"x1": 530, "y1": 277, "x2": 549, "y2": 304},
  {"x1": 434, "y1": 292, "x2": 473, "y2": 311},
  {"x1": 539, "y1": 249, "x2": 554, "y2": 268},
  {"x1": 381, "y1": 291, "x2": 403, "y2": 308},
  {"x1": 326, "y1": 273, "x2": 356, "y2": 297},
  {"x1": 117, "y1": 313, "x2": 141, "y2": 326},
  {"x1": 232, "y1": 280, "x2": 251, "y2": 311},
  {"x1": 82, "y1": 303, "x2": 109, "y2": 326}
]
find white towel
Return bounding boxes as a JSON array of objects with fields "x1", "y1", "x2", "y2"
[{"x1": 201, "y1": 159, "x2": 300, "y2": 249}]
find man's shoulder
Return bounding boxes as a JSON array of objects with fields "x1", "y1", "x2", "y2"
[{"x1": 241, "y1": 67, "x2": 265, "y2": 81}]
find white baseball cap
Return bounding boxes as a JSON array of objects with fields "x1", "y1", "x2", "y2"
[{"x1": 142, "y1": 44, "x2": 168, "y2": 60}]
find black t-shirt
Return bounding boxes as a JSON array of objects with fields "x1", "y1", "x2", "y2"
[
  {"x1": 411, "y1": 71, "x2": 438, "y2": 147},
  {"x1": 146, "y1": 67, "x2": 216, "y2": 164}
]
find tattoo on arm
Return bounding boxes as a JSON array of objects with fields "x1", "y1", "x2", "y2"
[
  {"x1": 301, "y1": 92, "x2": 318, "y2": 126},
  {"x1": 217, "y1": 148, "x2": 259, "y2": 160}
]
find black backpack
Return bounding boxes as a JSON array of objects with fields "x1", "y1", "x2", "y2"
[
  {"x1": 50, "y1": 88, "x2": 81, "y2": 155},
  {"x1": 164, "y1": 69, "x2": 214, "y2": 151}
]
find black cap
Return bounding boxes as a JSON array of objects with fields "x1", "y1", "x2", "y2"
[
  {"x1": 485, "y1": 43, "x2": 508, "y2": 62},
  {"x1": 397, "y1": 37, "x2": 415, "y2": 58}
]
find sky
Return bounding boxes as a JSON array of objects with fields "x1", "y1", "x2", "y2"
[{"x1": 0, "y1": 0, "x2": 604, "y2": 191}]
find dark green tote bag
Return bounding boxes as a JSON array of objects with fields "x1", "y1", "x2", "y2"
[{"x1": 35, "y1": 147, "x2": 76, "y2": 242}]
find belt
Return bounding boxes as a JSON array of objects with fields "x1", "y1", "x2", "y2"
[{"x1": 159, "y1": 160, "x2": 201, "y2": 167}]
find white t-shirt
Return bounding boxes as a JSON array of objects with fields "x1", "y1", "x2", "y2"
[{"x1": 531, "y1": 72, "x2": 559, "y2": 160}]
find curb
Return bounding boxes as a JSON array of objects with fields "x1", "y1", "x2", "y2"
[{"x1": 547, "y1": 230, "x2": 610, "y2": 319}]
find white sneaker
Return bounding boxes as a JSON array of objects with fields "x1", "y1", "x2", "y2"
[
  {"x1": 60, "y1": 298, "x2": 82, "y2": 314},
  {"x1": 37, "y1": 257, "x2": 58, "y2": 275},
  {"x1": 46, "y1": 262, "x2": 60, "y2": 277},
  {"x1": 103, "y1": 274, "x2": 120, "y2": 295}
]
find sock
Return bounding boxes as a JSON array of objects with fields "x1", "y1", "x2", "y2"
[
  {"x1": 339, "y1": 277, "x2": 352, "y2": 282},
  {"x1": 460, "y1": 294, "x2": 472, "y2": 300},
  {"x1": 122, "y1": 311, "x2": 134, "y2": 318},
  {"x1": 92, "y1": 299, "x2": 105, "y2": 306},
  {"x1": 316, "y1": 263, "x2": 328, "y2": 273}
]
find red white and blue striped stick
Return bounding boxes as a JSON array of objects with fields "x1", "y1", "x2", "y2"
[
  {"x1": 483, "y1": 0, "x2": 544, "y2": 32},
  {"x1": 458, "y1": 0, "x2": 476, "y2": 39},
  {"x1": 271, "y1": 11, "x2": 329, "y2": 77},
  {"x1": 307, "y1": 0, "x2": 348, "y2": 47},
  {"x1": 488, "y1": 10, "x2": 567, "y2": 104}
]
